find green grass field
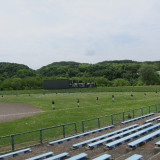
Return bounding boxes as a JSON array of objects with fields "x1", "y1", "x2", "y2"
[{"x1": 0, "y1": 89, "x2": 160, "y2": 137}]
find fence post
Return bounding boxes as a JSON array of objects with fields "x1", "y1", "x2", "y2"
[
  {"x1": 133, "y1": 110, "x2": 134, "y2": 118},
  {"x1": 155, "y1": 104, "x2": 157, "y2": 113},
  {"x1": 62, "y1": 125, "x2": 65, "y2": 138},
  {"x1": 111, "y1": 115, "x2": 113, "y2": 125},
  {"x1": 98, "y1": 118, "x2": 100, "y2": 128},
  {"x1": 149, "y1": 106, "x2": 150, "y2": 113},
  {"x1": 82, "y1": 121, "x2": 84, "y2": 133},
  {"x1": 141, "y1": 108, "x2": 143, "y2": 116},
  {"x1": 40, "y1": 129, "x2": 42, "y2": 144},
  {"x1": 75, "y1": 122, "x2": 77, "y2": 134},
  {"x1": 123, "y1": 112, "x2": 124, "y2": 121},
  {"x1": 11, "y1": 135, "x2": 14, "y2": 151}
]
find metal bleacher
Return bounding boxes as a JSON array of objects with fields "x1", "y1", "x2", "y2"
[
  {"x1": 121, "y1": 113, "x2": 154, "y2": 124},
  {"x1": 105, "y1": 123, "x2": 160, "y2": 149},
  {"x1": 145, "y1": 115, "x2": 160, "y2": 123},
  {"x1": 73, "y1": 124, "x2": 138, "y2": 149},
  {"x1": 125, "y1": 154, "x2": 143, "y2": 160},
  {"x1": 25, "y1": 152, "x2": 53, "y2": 160},
  {"x1": 0, "y1": 148, "x2": 31, "y2": 159},
  {"x1": 155, "y1": 140, "x2": 160, "y2": 147},
  {"x1": 49, "y1": 125, "x2": 113, "y2": 145},
  {"x1": 88, "y1": 123, "x2": 152, "y2": 149},
  {"x1": 92, "y1": 153, "x2": 111, "y2": 160},
  {"x1": 64, "y1": 153, "x2": 87, "y2": 160},
  {"x1": 128, "y1": 128, "x2": 160, "y2": 148},
  {"x1": 44, "y1": 152, "x2": 69, "y2": 160}
]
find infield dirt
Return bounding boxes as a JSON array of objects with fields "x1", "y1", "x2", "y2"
[{"x1": 0, "y1": 102, "x2": 43, "y2": 123}]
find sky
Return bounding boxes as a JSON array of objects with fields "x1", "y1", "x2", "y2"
[{"x1": 0, "y1": 0, "x2": 160, "y2": 70}]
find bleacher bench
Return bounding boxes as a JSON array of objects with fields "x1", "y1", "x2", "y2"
[
  {"x1": 122, "y1": 113, "x2": 154, "y2": 124},
  {"x1": 88, "y1": 123, "x2": 152, "y2": 149},
  {"x1": 25, "y1": 152, "x2": 53, "y2": 160},
  {"x1": 106, "y1": 123, "x2": 160, "y2": 149},
  {"x1": 0, "y1": 148, "x2": 31, "y2": 159},
  {"x1": 73, "y1": 124, "x2": 138, "y2": 149},
  {"x1": 125, "y1": 154, "x2": 143, "y2": 160},
  {"x1": 141, "y1": 113, "x2": 154, "y2": 118},
  {"x1": 44, "y1": 152, "x2": 68, "y2": 160},
  {"x1": 155, "y1": 141, "x2": 160, "y2": 147},
  {"x1": 92, "y1": 154, "x2": 111, "y2": 160},
  {"x1": 49, "y1": 125, "x2": 113, "y2": 145},
  {"x1": 128, "y1": 128, "x2": 160, "y2": 148},
  {"x1": 145, "y1": 115, "x2": 160, "y2": 123},
  {"x1": 65, "y1": 153, "x2": 87, "y2": 160}
]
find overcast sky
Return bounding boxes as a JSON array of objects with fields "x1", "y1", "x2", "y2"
[{"x1": 0, "y1": 0, "x2": 160, "y2": 69}]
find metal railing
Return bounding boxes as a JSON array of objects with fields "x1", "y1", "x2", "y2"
[{"x1": 0, "y1": 104, "x2": 160, "y2": 153}]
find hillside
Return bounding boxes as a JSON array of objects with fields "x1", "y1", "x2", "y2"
[
  {"x1": 36, "y1": 61, "x2": 84, "y2": 77},
  {"x1": 36, "y1": 60, "x2": 160, "y2": 82},
  {"x1": 0, "y1": 60, "x2": 160, "y2": 90},
  {"x1": 0, "y1": 62, "x2": 36, "y2": 80}
]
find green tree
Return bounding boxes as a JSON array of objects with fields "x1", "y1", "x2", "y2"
[
  {"x1": 112, "y1": 78, "x2": 130, "y2": 86},
  {"x1": 94, "y1": 77, "x2": 111, "y2": 86},
  {"x1": 17, "y1": 69, "x2": 36, "y2": 78},
  {"x1": 138, "y1": 64, "x2": 159, "y2": 85},
  {"x1": 11, "y1": 78, "x2": 22, "y2": 90}
]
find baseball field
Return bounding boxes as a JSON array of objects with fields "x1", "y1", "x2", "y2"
[{"x1": 0, "y1": 88, "x2": 160, "y2": 137}]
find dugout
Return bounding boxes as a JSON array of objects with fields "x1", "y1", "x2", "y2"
[{"x1": 44, "y1": 79, "x2": 70, "y2": 89}]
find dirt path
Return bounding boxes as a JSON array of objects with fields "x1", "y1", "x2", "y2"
[{"x1": 0, "y1": 102, "x2": 43, "y2": 123}]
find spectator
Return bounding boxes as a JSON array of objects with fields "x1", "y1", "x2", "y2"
[
  {"x1": 77, "y1": 99, "x2": 80, "y2": 107},
  {"x1": 52, "y1": 100, "x2": 55, "y2": 110},
  {"x1": 128, "y1": 113, "x2": 132, "y2": 119},
  {"x1": 130, "y1": 93, "x2": 133, "y2": 99},
  {"x1": 96, "y1": 97, "x2": 99, "y2": 104},
  {"x1": 112, "y1": 95, "x2": 114, "y2": 102}
]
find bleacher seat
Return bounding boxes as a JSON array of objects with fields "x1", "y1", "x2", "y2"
[
  {"x1": 145, "y1": 115, "x2": 160, "y2": 123},
  {"x1": 88, "y1": 123, "x2": 152, "y2": 149},
  {"x1": 25, "y1": 152, "x2": 53, "y2": 160},
  {"x1": 125, "y1": 154, "x2": 143, "y2": 160},
  {"x1": 49, "y1": 125, "x2": 113, "y2": 145},
  {"x1": 0, "y1": 148, "x2": 31, "y2": 159},
  {"x1": 73, "y1": 124, "x2": 139, "y2": 149},
  {"x1": 92, "y1": 153, "x2": 111, "y2": 160},
  {"x1": 65, "y1": 153, "x2": 87, "y2": 160},
  {"x1": 155, "y1": 141, "x2": 160, "y2": 147},
  {"x1": 122, "y1": 113, "x2": 154, "y2": 124},
  {"x1": 128, "y1": 128, "x2": 160, "y2": 148},
  {"x1": 44, "y1": 152, "x2": 68, "y2": 160},
  {"x1": 106, "y1": 123, "x2": 160, "y2": 149}
]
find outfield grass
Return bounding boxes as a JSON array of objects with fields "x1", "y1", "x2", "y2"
[
  {"x1": 0, "y1": 85, "x2": 160, "y2": 95},
  {"x1": 0, "y1": 90, "x2": 160, "y2": 137}
]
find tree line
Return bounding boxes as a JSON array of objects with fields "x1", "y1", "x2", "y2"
[{"x1": 0, "y1": 60, "x2": 160, "y2": 90}]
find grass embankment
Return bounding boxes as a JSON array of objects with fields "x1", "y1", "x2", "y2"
[{"x1": 0, "y1": 90, "x2": 160, "y2": 136}]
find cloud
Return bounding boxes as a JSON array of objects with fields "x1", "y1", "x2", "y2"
[{"x1": 0, "y1": 0, "x2": 160, "y2": 69}]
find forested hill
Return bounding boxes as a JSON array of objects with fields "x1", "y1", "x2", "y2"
[
  {"x1": 0, "y1": 60, "x2": 160, "y2": 90},
  {"x1": 0, "y1": 62, "x2": 36, "y2": 80},
  {"x1": 37, "y1": 60, "x2": 160, "y2": 79},
  {"x1": 37, "y1": 61, "x2": 88, "y2": 77}
]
